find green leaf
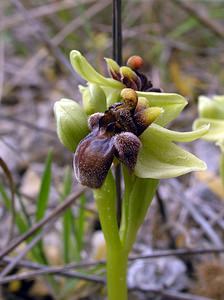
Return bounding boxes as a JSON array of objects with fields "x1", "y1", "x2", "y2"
[
  {"x1": 135, "y1": 125, "x2": 207, "y2": 179},
  {"x1": 74, "y1": 194, "x2": 86, "y2": 258},
  {"x1": 35, "y1": 151, "x2": 52, "y2": 222},
  {"x1": 60, "y1": 167, "x2": 73, "y2": 263},
  {"x1": 70, "y1": 50, "x2": 124, "y2": 89},
  {"x1": 120, "y1": 170, "x2": 158, "y2": 252},
  {"x1": 193, "y1": 118, "x2": 224, "y2": 142},
  {"x1": 0, "y1": 183, "x2": 28, "y2": 233},
  {"x1": 137, "y1": 92, "x2": 187, "y2": 126},
  {"x1": 33, "y1": 151, "x2": 53, "y2": 266},
  {"x1": 54, "y1": 98, "x2": 89, "y2": 152}
]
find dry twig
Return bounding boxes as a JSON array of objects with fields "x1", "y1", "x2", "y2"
[{"x1": 0, "y1": 221, "x2": 54, "y2": 279}]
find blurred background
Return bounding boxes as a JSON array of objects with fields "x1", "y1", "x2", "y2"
[{"x1": 0, "y1": 0, "x2": 224, "y2": 299}]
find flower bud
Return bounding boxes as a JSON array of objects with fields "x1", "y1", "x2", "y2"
[
  {"x1": 105, "y1": 58, "x2": 121, "y2": 81},
  {"x1": 126, "y1": 55, "x2": 144, "y2": 70},
  {"x1": 79, "y1": 83, "x2": 106, "y2": 115},
  {"x1": 120, "y1": 88, "x2": 138, "y2": 109},
  {"x1": 134, "y1": 107, "x2": 163, "y2": 135},
  {"x1": 54, "y1": 99, "x2": 88, "y2": 152},
  {"x1": 120, "y1": 66, "x2": 141, "y2": 90}
]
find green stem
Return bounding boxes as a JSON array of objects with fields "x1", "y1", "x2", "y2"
[
  {"x1": 94, "y1": 170, "x2": 158, "y2": 300},
  {"x1": 107, "y1": 248, "x2": 128, "y2": 300},
  {"x1": 94, "y1": 171, "x2": 128, "y2": 300}
]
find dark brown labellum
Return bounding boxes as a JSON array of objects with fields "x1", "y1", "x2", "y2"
[
  {"x1": 74, "y1": 134, "x2": 115, "y2": 188},
  {"x1": 74, "y1": 90, "x2": 159, "y2": 188}
]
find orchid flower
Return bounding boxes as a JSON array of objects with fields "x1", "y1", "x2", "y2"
[
  {"x1": 54, "y1": 51, "x2": 208, "y2": 300},
  {"x1": 194, "y1": 95, "x2": 224, "y2": 185}
]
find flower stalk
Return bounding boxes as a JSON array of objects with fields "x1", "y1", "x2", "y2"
[{"x1": 94, "y1": 171, "x2": 128, "y2": 300}]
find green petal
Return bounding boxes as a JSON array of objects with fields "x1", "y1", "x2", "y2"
[
  {"x1": 135, "y1": 126, "x2": 206, "y2": 179},
  {"x1": 198, "y1": 96, "x2": 224, "y2": 119},
  {"x1": 149, "y1": 123, "x2": 210, "y2": 142},
  {"x1": 70, "y1": 50, "x2": 124, "y2": 89},
  {"x1": 54, "y1": 98, "x2": 89, "y2": 152},
  {"x1": 101, "y1": 86, "x2": 122, "y2": 106},
  {"x1": 136, "y1": 92, "x2": 187, "y2": 126},
  {"x1": 79, "y1": 83, "x2": 106, "y2": 115},
  {"x1": 193, "y1": 118, "x2": 224, "y2": 142}
]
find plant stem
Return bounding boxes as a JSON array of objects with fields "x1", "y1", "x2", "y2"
[
  {"x1": 94, "y1": 171, "x2": 128, "y2": 300},
  {"x1": 107, "y1": 248, "x2": 128, "y2": 300}
]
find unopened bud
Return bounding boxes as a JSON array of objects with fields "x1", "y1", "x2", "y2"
[
  {"x1": 120, "y1": 66, "x2": 140, "y2": 90},
  {"x1": 105, "y1": 58, "x2": 121, "y2": 80},
  {"x1": 126, "y1": 55, "x2": 144, "y2": 70},
  {"x1": 120, "y1": 88, "x2": 138, "y2": 109},
  {"x1": 54, "y1": 99, "x2": 88, "y2": 151}
]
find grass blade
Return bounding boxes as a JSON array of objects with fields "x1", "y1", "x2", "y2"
[
  {"x1": 0, "y1": 184, "x2": 28, "y2": 233},
  {"x1": 60, "y1": 166, "x2": 73, "y2": 263},
  {"x1": 35, "y1": 151, "x2": 52, "y2": 222}
]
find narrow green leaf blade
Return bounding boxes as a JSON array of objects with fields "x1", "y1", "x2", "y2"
[
  {"x1": 0, "y1": 184, "x2": 28, "y2": 233},
  {"x1": 60, "y1": 167, "x2": 73, "y2": 263},
  {"x1": 35, "y1": 151, "x2": 52, "y2": 221}
]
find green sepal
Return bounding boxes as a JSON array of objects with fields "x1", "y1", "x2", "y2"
[
  {"x1": 54, "y1": 98, "x2": 89, "y2": 152},
  {"x1": 79, "y1": 83, "x2": 107, "y2": 115},
  {"x1": 135, "y1": 124, "x2": 208, "y2": 179},
  {"x1": 149, "y1": 123, "x2": 210, "y2": 142},
  {"x1": 70, "y1": 50, "x2": 124, "y2": 89},
  {"x1": 193, "y1": 118, "x2": 224, "y2": 142}
]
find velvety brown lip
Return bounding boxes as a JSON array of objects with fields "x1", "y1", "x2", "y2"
[{"x1": 74, "y1": 88, "x2": 160, "y2": 188}]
